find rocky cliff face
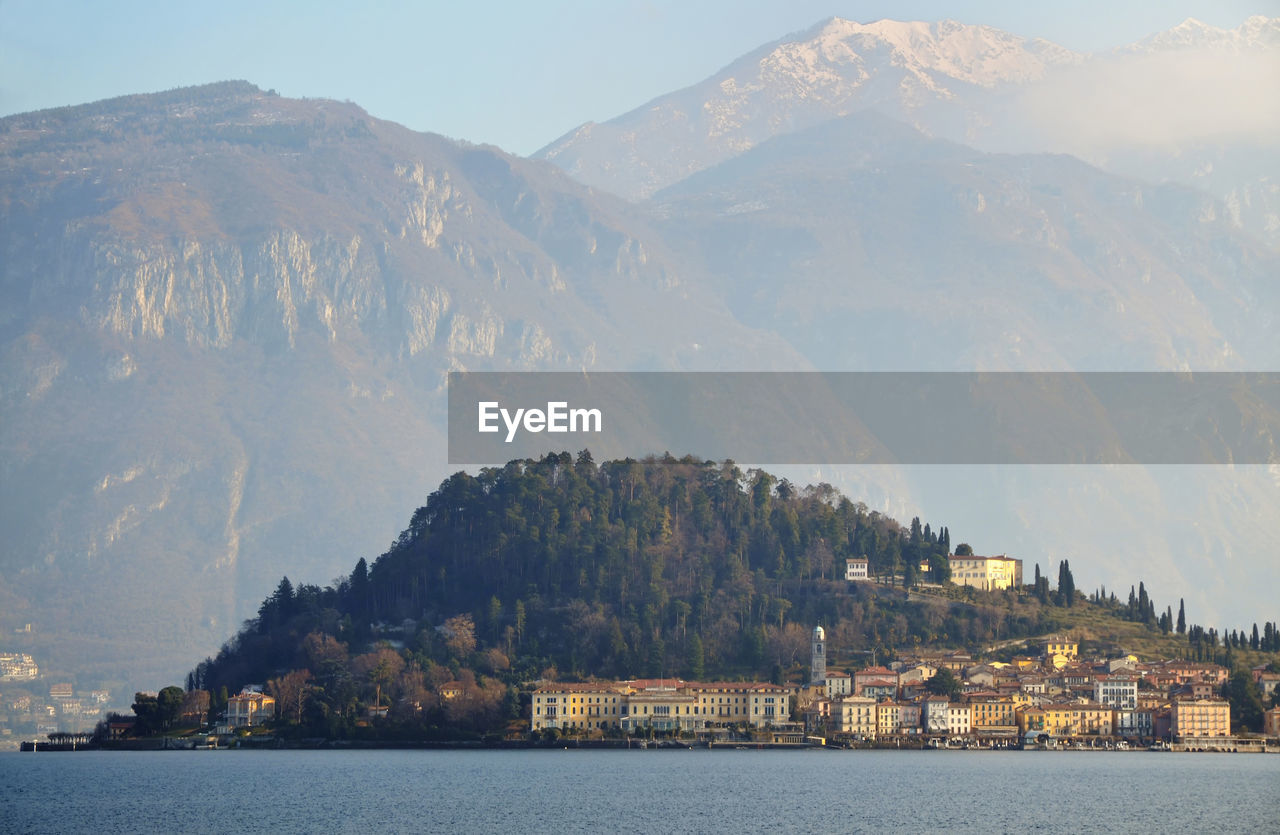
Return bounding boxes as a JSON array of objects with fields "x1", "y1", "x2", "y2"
[{"x1": 0, "y1": 82, "x2": 799, "y2": 686}]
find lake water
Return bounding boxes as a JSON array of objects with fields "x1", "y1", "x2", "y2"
[{"x1": 3, "y1": 748, "x2": 1277, "y2": 833}]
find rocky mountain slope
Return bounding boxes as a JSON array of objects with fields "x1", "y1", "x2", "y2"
[{"x1": 0, "y1": 82, "x2": 800, "y2": 686}]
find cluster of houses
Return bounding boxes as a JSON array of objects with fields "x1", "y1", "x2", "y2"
[
  {"x1": 0, "y1": 652, "x2": 39, "y2": 681},
  {"x1": 530, "y1": 629, "x2": 1280, "y2": 746},
  {"x1": 0, "y1": 676, "x2": 112, "y2": 744}
]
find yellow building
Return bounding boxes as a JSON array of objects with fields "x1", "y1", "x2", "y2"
[
  {"x1": 624, "y1": 682, "x2": 700, "y2": 733},
  {"x1": 530, "y1": 682, "x2": 627, "y2": 732},
  {"x1": 1041, "y1": 638, "x2": 1079, "y2": 661},
  {"x1": 969, "y1": 697, "x2": 1017, "y2": 731},
  {"x1": 692, "y1": 682, "x2": 791, "y2": 727},
  {"x1": 1017, "y1": 701, "x2": 1113, "y2": 736},
  {"x1": 227, "y1": 690, "x2": 276, "y2": 727},
  {"x1": 530, "y1": 679, "x2": 791, "y2": 734},
  {"x1": 835, "y1": 695, "x2": 877, "y2": 739},
  {"x1": 1171, "y1": 698, "x2": 1230, "y2": 739},
  {"x1": 948, "y1": 554, "x2": 1023, "y2": 591},
  {"x1": 876, "y1": 701, "x2": 902, "y2": 736}
]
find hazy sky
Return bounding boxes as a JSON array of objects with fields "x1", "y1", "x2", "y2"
[{"x1": 2, "y1": 1, "x2": 1275, "y2": 155}]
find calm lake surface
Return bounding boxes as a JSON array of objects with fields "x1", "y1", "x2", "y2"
[{"x1": 3, "y1": 748, "x2": 1277, "y2": 833}]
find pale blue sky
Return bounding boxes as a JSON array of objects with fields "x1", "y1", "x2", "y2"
[{"x1": 1, "y1": 0, "x2": 1275, "y2": 155}]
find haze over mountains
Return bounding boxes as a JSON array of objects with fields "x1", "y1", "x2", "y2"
[
  {"x1": 539, "y1": 16, "x2": 1280, "y2": 246},
  {"x1": 1, "y1": 17, "x2": 1277, "y2": 693}
]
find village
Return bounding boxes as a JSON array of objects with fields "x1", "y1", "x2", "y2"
[
  {"x1": 0, "y1": 652, "x2": 115, "y2": 748},
  {"x1": 531, "y1": 628, "x2": 1280, "y2": 751}
]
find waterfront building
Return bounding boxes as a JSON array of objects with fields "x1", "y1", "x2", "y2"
[
  {"x1": 876, "y1": 701, "x2": 902, "y2": 737},
  {"x1": 1017, "y1": 701, "x2": 1112, "y2": 737},
  {"x1": 834, "y1": 694, "x2": 877, "y2": 738},
  {"x1": 1115, "y1": 708, "x2": 1154, "y2": 738},
  {"x1": 969, "y1": 696, "x2": 1016, "y2": 733},
  {"x1": 922, "y1": 696, "x2": 950, "y2": 733},
  {"x1": 530, "y1": 679, "x2": 791, "y2": 734},
  {"x1": 530, "y1": 682, "x2": 627, "y2": 732},
  {"x1": 897, "y1": 701, "x2": 922, "y2": 733},
  {"x1": 946, "y1": 702, "x2": 972, "y2": 735},
  {"x1": 623, "y1": 680, "x2": 700, "y2": 733},
  {"x1": 227, "y1": 690, "x2": 276, "y2": 727},
  {"x1": 1170, "y1": 698, "x2": 1230, "y2": 739}
]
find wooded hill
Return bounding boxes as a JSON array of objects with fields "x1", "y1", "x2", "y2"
[{"x1": 185, "y1": 452, "x2": 1277, "y2": 737}]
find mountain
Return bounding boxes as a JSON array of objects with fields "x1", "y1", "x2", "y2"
[
  {"x1": 648, "y1": 110, "x2": 1280, "y2": 371},
  {"x1": 538, "y1": 16, "x2": 1280, "y2": 248},
  {"x1": 0, "y1": 82, "x2": 802, "y2": 689},
  {"x1": 536, "y1": 18, "x2": 1080, "y2": 200},
  {"x1": 640, "y1": 109, "x2": 1280, "y2": 636},
  {"x1": 530, "y1": 16, "x2": 1280, "y2": 639},
  {"x1": 5, "y1": 15, "x2": 1280, "y2": 696},
  {"x1": 1127, "y1": 15, "x2": 1280, "y2": 52}
]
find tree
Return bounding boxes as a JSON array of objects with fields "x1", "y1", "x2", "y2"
[
  {"x1": 131, "y1": 692, "x2": 160, "y2": 735},
  {"x1": 903, "y1": 559, "x2": 919, "y2": 589},
  {"x1": 487, "y1": 596, "x2": 503, "y2": 643},
  {"x1": 353, "y1": 647, "x2": 405, "y2": 710},
  {"x1": 1055, "y1": 560, "x2": 1075, "y2": 607},
  {"x1": 955, "y1": 543, "x2": 974, "y2": 556},
  {"x1": 687, "y1": 634, "x2": 705, "y2": 680},
  {"x1": 157, "y1": 686, "x2": 184, "y2": 730},
  {"x1": 1177, "y1": 599, "x2": 1186, "y2": 634},
  {"x1": 133, "y1": 686, "x2": 184, "y2": 735},
  {"x1": 925, "y1": 667, "x2": 961, "y2": 700},
  {"x1": 514, "y1": 600, "x2": 527, "y2": 646},
  {"x1": 441, "y1": 614, "x2": 477, "y2": 659},
  {"x1": 268, "y1": 669, "x2": 313, "y2": 724},
  {"x1": 1223, "y1": 669, "x2": 1265, "y2": 732}
]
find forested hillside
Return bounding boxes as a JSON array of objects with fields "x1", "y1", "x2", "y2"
[
  {"x1": 187, "y1": 453, "x2": 1004, "y2": 728},
  {"x1": 183, "y1": 452, "x2": 1277, "y2": 738}
]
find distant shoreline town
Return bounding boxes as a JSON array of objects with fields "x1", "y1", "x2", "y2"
[
  {"x1": 528, "y1": 630, "x2": 1280, "y2": 753},
  {"x1": 12, "y1": 632, "x2": 1280, "y2": 753}
]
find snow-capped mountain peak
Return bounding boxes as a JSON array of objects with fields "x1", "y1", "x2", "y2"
[
  {"x1": 537, "y1": 18, "x2": 1085, "y2": 199},
  {"x1": 799, "y1": 17, "x2": 1080, "y2": 86},
  {"x1": 1130, "y1": 15, "x2": 1280, "y2": 52}
]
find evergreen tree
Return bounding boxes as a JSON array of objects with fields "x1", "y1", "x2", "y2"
[
  {"x1": 1177, "y1": 599, "x2": 1186, "y2": 634},
  {"x1": 687, "y1": 634, "x2": 705, "y2": 680}
]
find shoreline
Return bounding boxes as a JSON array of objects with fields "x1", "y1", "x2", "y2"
[{"x1": 16, "y1": 736, "x2": 1279, "y2": 753}]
